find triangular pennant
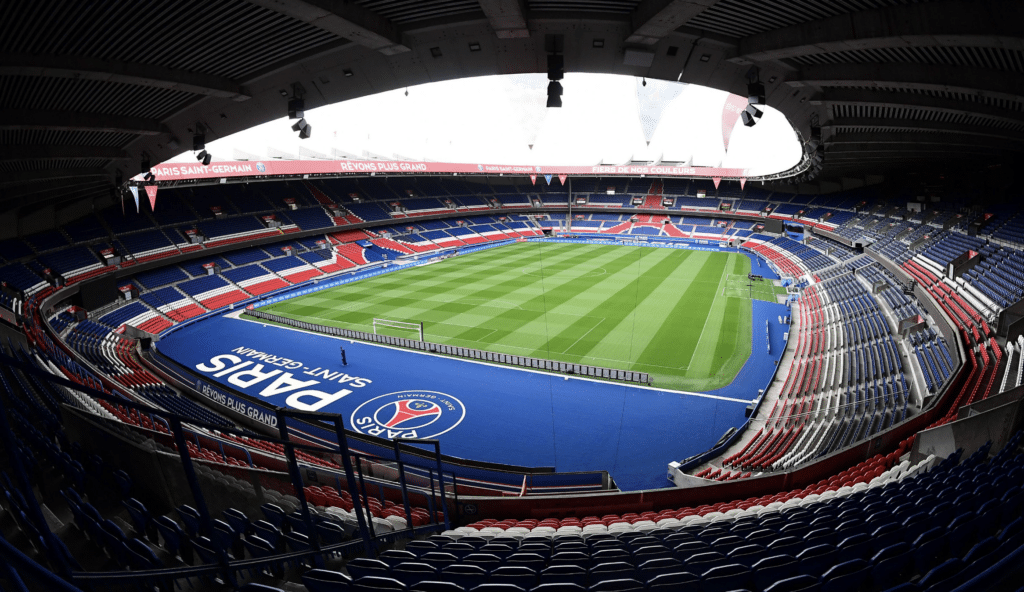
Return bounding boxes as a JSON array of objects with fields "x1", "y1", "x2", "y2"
[
  {"x1": 530, "y1": 174, "x2": 537, "y2": 185},
  {"x1": 635, "y1": 78, "x2": 686, "y2": 145},
  {"x1": 740, "y1": 178, "x2": 747, "y2": 190},
  {"x1": 721, "y1": 93, "x2": 749, "y2": 152},
  {"x1": 544, "y1": 174, "x2": 552, "y2": 185},
  {"x1": 129, "y1": 186, "x2": 140, "y2": 213},
  {"x1": 558, "y1": 174, "x2": 567, "y2": 185},
  {"x1": 712, "y1": 177, "x2": 721, "y2": 189},
  {"x1": 144, "y1": 185, "x2": 158, "y2": 211}
]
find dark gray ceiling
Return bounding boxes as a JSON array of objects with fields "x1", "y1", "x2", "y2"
[{"x1": 1, "y1": 0, "x2": 1021, "y2": 213}]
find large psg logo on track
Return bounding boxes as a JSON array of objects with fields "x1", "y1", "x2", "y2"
[{"x1": 351, "y1": 391, "x2": 466, "y2": 439}]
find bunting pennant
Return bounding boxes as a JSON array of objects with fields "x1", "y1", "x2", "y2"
[
  {"x1": 721, "y1": 93, "x2": 749, "y2": 152},
  {"x1": 530, "y1": 174, "x2": 537, "y2": 185},
  {"x1": 712, "y1": 177, "x2": 721, "y2": 189},
  {"x1": 144, "y1": 185, "x2": 158, "y2": 211},
  {"x1": 129, "y1": 186, "x2": 140, "y2": 213},
  {"x1": 740, "y1": 178, "x2": 746, "y2": 190},
  {"x1": 558, "y1": 174, "x2": 567, "y2": 185},
  {"x1": 544, "y1": 174, "x2": 552, "y2": 185}
]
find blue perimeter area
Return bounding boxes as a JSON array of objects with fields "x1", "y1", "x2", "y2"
[{"x1": 157, "y1": 240, "x2": 789, "y2": 491}]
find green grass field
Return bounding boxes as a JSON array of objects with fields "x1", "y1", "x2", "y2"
[{"x1": 256, "y1": 242, "x2": 759, "y2": 391}]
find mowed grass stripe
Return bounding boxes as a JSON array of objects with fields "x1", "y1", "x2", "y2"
[
  {"x1": 448, "y1": 246, "x2": 654, "y2": 343},
  {"x1": 633, "y1": 253, "x2": 728, "y2": 372},
  {"x1": 614, "y1": 251, "x2": 717, "y2": 374},
  {"x1": 686, "y1": 256, "x2": 747, "y2": 379},
  {"x1": 537, "y1": 248, "x2": 693, "y2": 362},
  {"x1": 425, "y1": 244, "x2": 627, "y2": 331},
  {"x1": 395, "y1": 243, "x2": 629, "y2": 338},
  {"x1": 281, "y1": 243, "x2": 550, "y2": 314},
  {"x1": 275, "y1": 243, "x2": 589, "y2": 326},
  {"x1": 270, "y1": 243, "x2": 628, "y2": 343},
  {"x1": 708, "y1": 297, "x2": 749, "y2": 381},
  {"x1": 260, "y1": 242, "x2": 754, "y2": 392},
  {"x1": 526, "y1": 247, "x2": 682, "y2": 358}
]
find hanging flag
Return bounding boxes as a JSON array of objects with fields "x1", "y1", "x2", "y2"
[
  {"x1": 530, "y1": 174, "x2": 537, "y2": 185},
  {"x1": 544, "y1": 174, "x2": 552, "y2": 185},
  {"x1": 120, "y1": 187, "x2": 125, "y2": 215},
  {"x1": 558, "y1": 174, "x2": 567, "y2": 185},
  {"x1": 144, "y1": 185, "x2": 158, "y2": 211},
  {"x1": 740, "y1": 178, "x2": 747, "y2": 190},
  {"x1": 712, "y1": 177, "x2": 721, "y2": 189},
  {"x1": 635, "y1": 78, "x2": 686, "y2": 145},
  {"x1": 129, "y1": 186, "x2": 140, "y2": 213},
  {"x1": 721, "y1": 93, "x2": 749, "y2": 152}
]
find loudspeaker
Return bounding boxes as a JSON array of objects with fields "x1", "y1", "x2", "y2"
[
  {"x1": 288, "y1": 98, "x2": 304, "y2": 119},
  {"x1": 547, "y1": 54, "x2": 564, "y2": 80},
  {"x1": 747, "y1": 82, "x2": 766, "y2": 106}
]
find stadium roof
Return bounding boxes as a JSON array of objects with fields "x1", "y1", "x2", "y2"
[{"x1": 2, "y1": 0, "x2": 1022, "y2": 211}]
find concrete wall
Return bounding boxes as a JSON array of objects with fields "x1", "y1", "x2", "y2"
[{"x1": 912, "y1": 385, "x2": 1024, "y2": 464}]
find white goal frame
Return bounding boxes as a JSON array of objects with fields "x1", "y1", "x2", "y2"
[{"x1": 373, "y1": 318, "x2": 424, "y2": 341}]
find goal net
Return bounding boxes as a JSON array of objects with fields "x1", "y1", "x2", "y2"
[{"x1": 373, "y1": 318, "x2": 424, "y2": 341}]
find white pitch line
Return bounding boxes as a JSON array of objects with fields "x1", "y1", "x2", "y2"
[
  {"x1": 231, "y1": 311, "x2": 752, "y2": 403},
  {"x1": 561, "y1": 317, "x2": 605, "y2": 355}
]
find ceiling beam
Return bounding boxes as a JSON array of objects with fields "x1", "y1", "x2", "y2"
[
  {"x1": 244, "y1": 0, "x2": 410, "y2": 55},
  {"x1": 627, "y1": 0, "x2": 722, "y2": 45},
  {"x1": 0, "y1": 178, "x2": 111, "y2": 208},
  {"x1": 0, "y1": 54, "x2": 251, "y2": 101},
  {"x1": 738, "y1": 0, "x2": 1024, "y2": 62},
  {"x1": 788, "y1": 63, "x2": 1024, "y2": 104},
  {"x1": 826, "y1": 146, "x2": 1001, "y2": 158},
  {"x1": 827, "y1": 131, "x2": 1021, "y2": 151},
  {"x1": 0, "y1": 111, "x2": 166, "y2": 135},
  {"x1": 0, "y1": 168, "x2": 110, "y2": 188},
  {"x1": 824, "y1": 118, "x2": 1024, "y2": 143},
  {"x1": 0, "y1": 145, "x2": 129, "y2": 162},
  {"x1": 823, "y1": 152, "x2": 995, "y2": 163},
  {"x1": 812, "y1": 88, "x2": 1024, "y2": 127},
  {"x1": 478, "y1": 0, "x2": 529, "y2": 38}
]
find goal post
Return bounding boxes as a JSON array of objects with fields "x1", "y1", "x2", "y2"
[{"x1": 373, "y1": 318, "x2": 424, "y2": 341}]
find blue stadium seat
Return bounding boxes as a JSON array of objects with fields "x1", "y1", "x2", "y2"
[
  {"x1": 531, "y1": 585, "x2": 586, "y2": 592},
  {"x1": 820, "y1": 559, "x2": 870, "y2": 592},
  {"x1": 439, "y1": 564, "x2": 488, "y2": 589},
  {"x1": 538, "y1": 564, "x2": 587, "y2": 586},
  {"x1": 381, "y1": 549, "x2": 419, "y2": 568},
  {"x1": 488, "y1": 566, "x2": 537, "y2": 588},
  {"x1": 391, "y1": 562, "x2": 440, "y2": 587},
  {"x1": 347, "y1": 557, "x2": 392, "y2": 580},
  {"x1": 353, "y1": 576, "x2": 406, "y2": 592},
  {"x1": 412, "y1": 581, "x2": 465, "y2": 592},
  {"x1": 752, "y1": 555, "x2": 798, "y2": 590},
  {"x1": 588, "y1": 562, "x2": 635, "y2": 584},
  {"x1": 764, "y1": 574, "x2": 821, "y2": 592},
  {"x1": 469, "y1": 585, "x2": 525, "y2": 592},
  {"x1": 302, "y1": 569, "x2": 354, "y2": 592},
  {"x1": 587, "y1": 578, "x2": 644, "y2": 592},
  {"x1": 421, "y1": 552, "x2": 459, "y2": 569}
]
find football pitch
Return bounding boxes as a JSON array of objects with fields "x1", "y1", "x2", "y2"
[{"x1": 254, "y1": 242, "x2": 775, "y2": 391}]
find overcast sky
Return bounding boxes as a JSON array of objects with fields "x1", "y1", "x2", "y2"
[{"x1": 168, "y1": 73, "x2": 800, "y2": 176}]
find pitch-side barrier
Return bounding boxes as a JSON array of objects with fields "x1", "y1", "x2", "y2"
[{"x1": 244, "y1": 308, "x2": 652, "y2": 386}]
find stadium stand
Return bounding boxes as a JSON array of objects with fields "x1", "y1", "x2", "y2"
[
  {"x1": 21, "y1": 11, "x2": 1024, "y2": 589},
  {"x1": 4, "y1": 177, "x2": 1024, "y2": 592}
]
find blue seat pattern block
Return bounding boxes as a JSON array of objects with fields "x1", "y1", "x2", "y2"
[{"x1": 134, "y1": 266, "x2": 189, "y2": 289}]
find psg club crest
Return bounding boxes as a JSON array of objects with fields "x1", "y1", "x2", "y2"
[
  {"x1": 256, "y1": 162, "x2": 266, "y2": 172},
  {"x1": 351, "y1": 391, "x2": 466, "y2": 439}
]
